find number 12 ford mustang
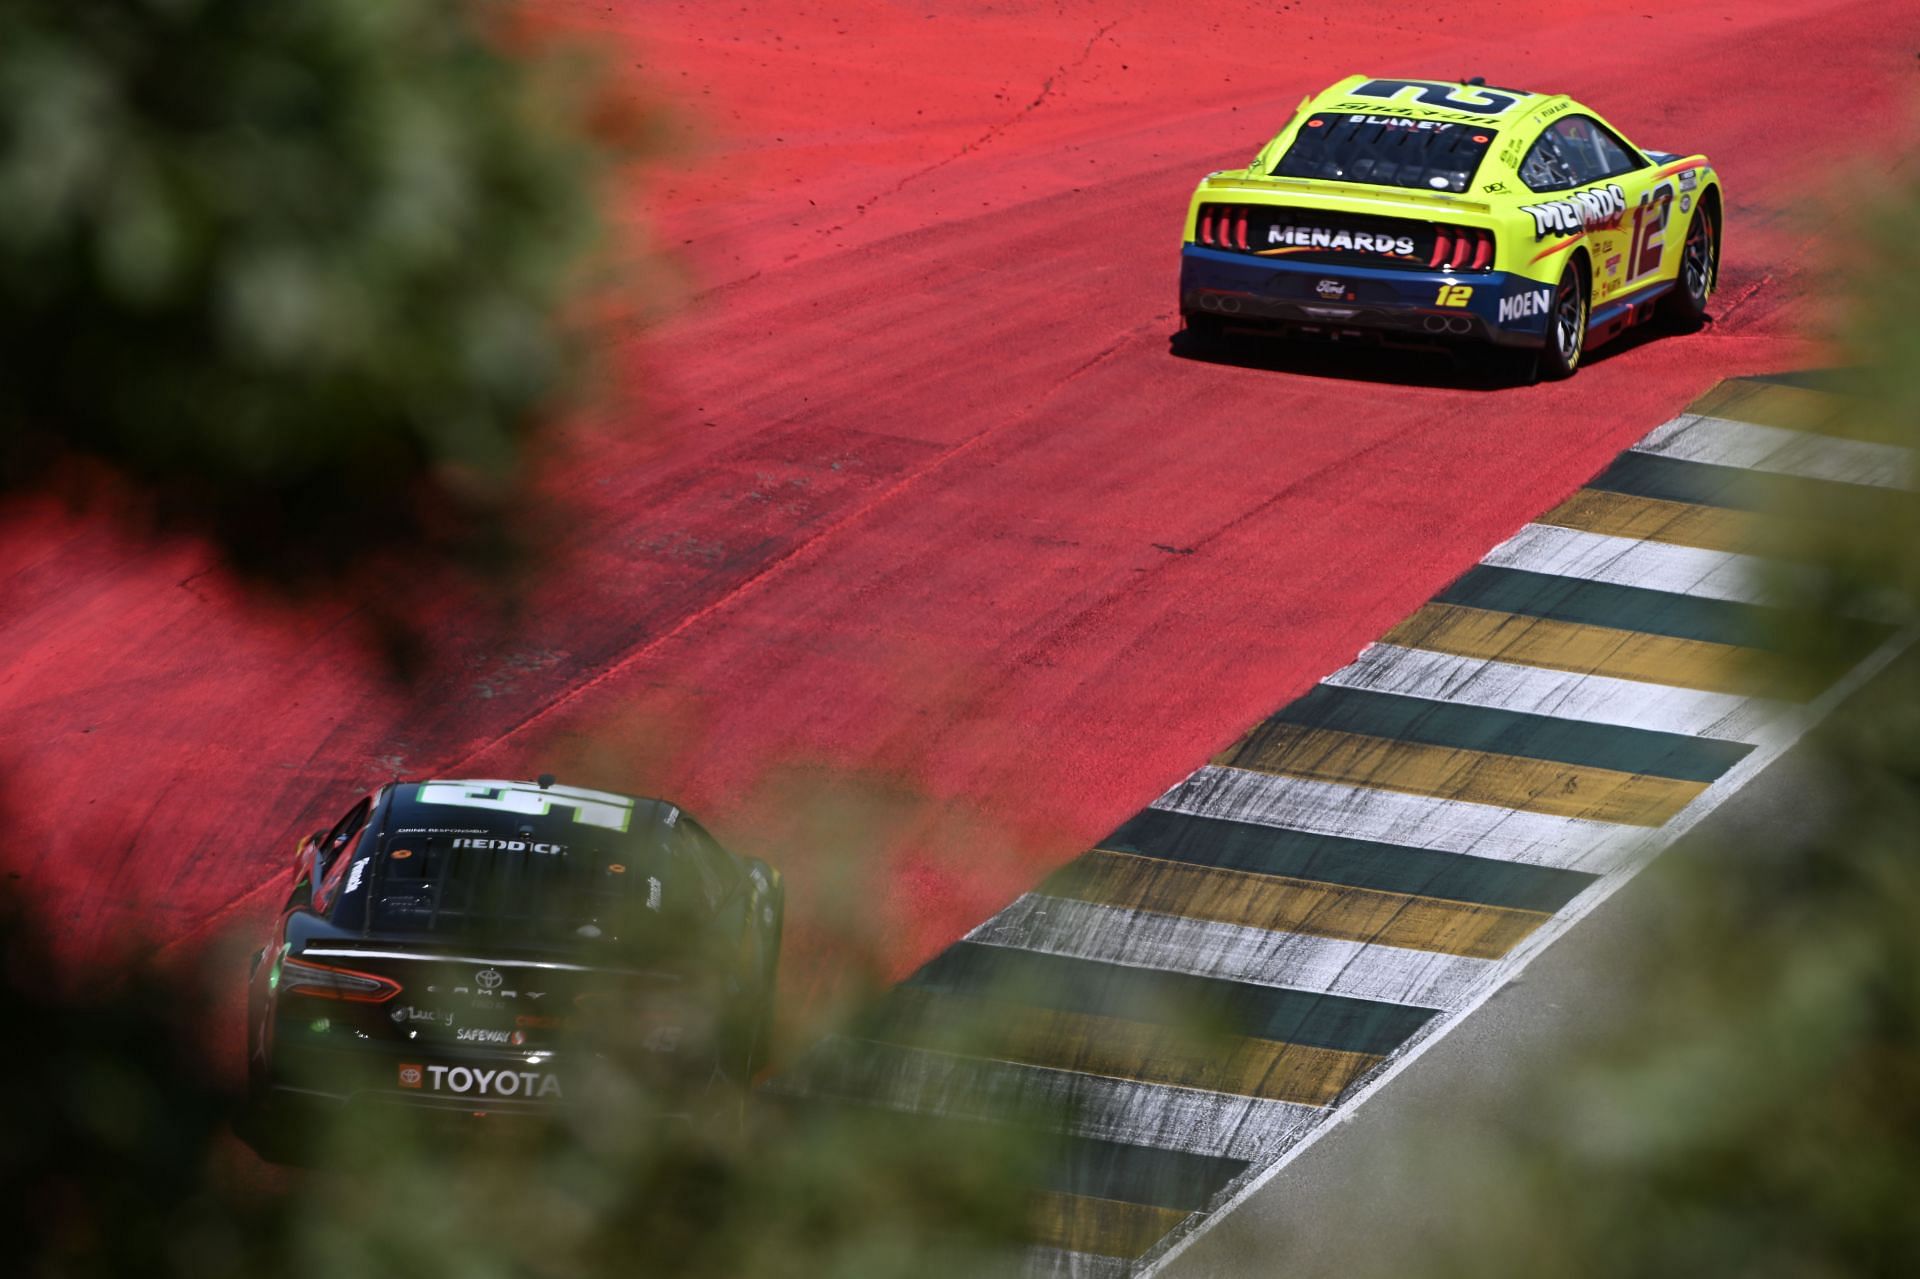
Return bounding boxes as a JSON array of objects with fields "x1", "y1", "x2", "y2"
[{"x1": 1179, "y1": 76, "x2": 1722, "y2": 379}]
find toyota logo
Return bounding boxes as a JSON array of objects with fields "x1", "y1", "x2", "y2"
[{"x1": 476, "y1": 968, "x2": 504, "y2": 990}]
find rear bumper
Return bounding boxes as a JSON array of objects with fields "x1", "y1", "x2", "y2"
[
  {"x1": 257, "y1": 1027, "x2": 726, "y2": 1117},
  {"x1": 262, "y1": 1039, "x2": 572, "y2": 1111},
  {"x1": 262, "y1": 1081, "x2": 563, "y2": 1118},
  {"x1": 1179, "y1": 245, "x2": 1554, "y2": 348}
]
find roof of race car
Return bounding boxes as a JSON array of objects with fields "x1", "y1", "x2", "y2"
[
  {"x1": 1306, "y1": 75, "x2": 1561, "y2": 126},
  {"x1": 383, "y1": 778, "x2": 675, "y2": 840}
]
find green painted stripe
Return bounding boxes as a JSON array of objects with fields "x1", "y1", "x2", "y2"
[
  {"x1": 1260, "y1": 684, "x2": 1752, "y2": 783},
  {"x1": 1587, "y1": 449, "x2": 1910, "y2": 520},
  {"x1": 1092, "y1": 808, "x2": 1595, "y2": 913},
  {"x1": 1717, "y1": 375, "x2": 1900, "y2": 445},
  {"x1": 899, "y1": 942, "x2": 1438, "y2": 1055},
  {"x1": 1736, "y1": 369, "x2": 1854, "y2": 394},
  {"x1": 1435, "y1": 564, "x2": 1797, "y2": 650},
  {"x1": 1037, "y1": 1132, "x2": 1248, "y2": 1212}
]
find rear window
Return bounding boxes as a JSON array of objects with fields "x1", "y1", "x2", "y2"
[
  {"x1": 1274, "y1": 113, "x2": 1497, "y2": 195},
  {"x1": 329, "y1": 819, "x2": 741, "y2": 951}
]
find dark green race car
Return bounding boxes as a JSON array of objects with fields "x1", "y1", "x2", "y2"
[{"x1": 242, "y1": 776, "x2": 783, "y2": 1157}]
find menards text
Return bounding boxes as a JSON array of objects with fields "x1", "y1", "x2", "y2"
[{"x1": 1267, "y1": 225, "x2": 1417, "y2": 255}]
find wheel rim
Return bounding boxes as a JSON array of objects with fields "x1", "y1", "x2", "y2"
[
  {"x1": 1555, "y1": 275, "x2": 1584, "y2": 367},
  {"x1": 1682, "y1": 213, "x2": 1715, "y2": 302}
]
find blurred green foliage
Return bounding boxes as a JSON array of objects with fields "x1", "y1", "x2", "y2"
[
  {"x1": 0, "y1": 0, "x2": 627, "y2": 595},
  {"x1": 0, "y1": 896, "x2": 1048, "y2": 1279}
]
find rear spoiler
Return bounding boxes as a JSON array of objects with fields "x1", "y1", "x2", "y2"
[{"x1": 1195, "y1": 174, "x2": 1493, "y2": 218}]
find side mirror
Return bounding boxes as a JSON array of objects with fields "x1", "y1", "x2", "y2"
[
  {"x1": 295, "y1": 831, "x2": 325, "y2": 869},
  {"x1": 295, "y1": 830, "x2": 328, "y2": 893}
]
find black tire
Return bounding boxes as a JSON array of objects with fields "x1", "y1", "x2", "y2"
[
  {"x1": 1539, "y1": 259, "x2": 1588, "y2": 381},
  {"x1": 745, "y1": 883, "x2": 784, "y2": 1078},
  {"x1": 1660, "y1": 201, "x2": 1719, "y2": 331},
  {"x1": 235, "y1": 1090, "x2": 312, "y2": 1166}
]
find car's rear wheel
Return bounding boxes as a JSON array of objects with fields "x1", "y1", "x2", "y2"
[
  {"x1": 1661, "y1": 202, "x2": 1719, "y2": 331},
  {"x1": 235, "y1": 1085, "x2": 313, "y2": 1165},
  {"x1": 1539, "y1": 260, "x2": 1588, "y2": 381}
]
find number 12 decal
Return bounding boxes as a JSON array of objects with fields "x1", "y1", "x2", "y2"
[
  {"x1": 1434, "y1": 285, "x2": 1474, "y2": 307},
  {"x1": 1626, "y1": 182, "x2": 1674, "y2": 281}
]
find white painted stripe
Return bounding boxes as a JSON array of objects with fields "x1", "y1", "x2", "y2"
[
  {"x1": 1325, "y1": 642, "x2": 1788, "y2": 743},
  {"x1": 1483, "y1": 522, "x2": 1788, "y2": 604},
  {"x1": 797, "y1": 1035, "x2": 1318, "y2": 1163},
  {"x1": 1483, "y1": 524, "x2": 1902, "y2": 625},
  {"x1": 1634, "y1": 412, "x2": 1911, "y2": 489},
  {"x1": 1022, "y1": 1247, "x2": 1137, "y2": 1279},
  {"x1": 970, "y1": 896, "x2": 1493, "y2": 1012},
  {"x1": 1155, "y1": 767, "x2": 1648, "y2": 874}
]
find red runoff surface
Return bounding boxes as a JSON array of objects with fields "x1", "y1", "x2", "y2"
[{"x1": 0, "y1": 2, "x2": 1910, "y2": 1036}]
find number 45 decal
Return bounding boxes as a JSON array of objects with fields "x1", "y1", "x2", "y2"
[
  {"x1": 1626, "y1": 182, "x2": 1674, "y2": 281},
  {"x1": 415, "y1": 781, "x2": 637, "y2": 832}
]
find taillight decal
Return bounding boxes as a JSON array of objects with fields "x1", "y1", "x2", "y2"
[
  {"x1": 280, "y1": 956, "x2": 403, "y2": 1003},
  {"x1": 1196, "y1": 206, "x2": 1491, "y2": 269}
]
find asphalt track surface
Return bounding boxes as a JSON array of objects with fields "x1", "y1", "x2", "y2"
[{"x1": 1, "y1": 1, "x2": 1913, "y2": 1062}]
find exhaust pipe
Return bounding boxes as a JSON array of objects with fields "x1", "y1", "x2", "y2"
[{"x1": 1446, "y1": 315, "x2": 1472, "y2": 335}]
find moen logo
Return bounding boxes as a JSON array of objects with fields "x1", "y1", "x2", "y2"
[
  {"x1": 1268, "y1": 225, "x2": 1417, "y2": 255},
  {"x1": 1498, "y1": 288, "x2": 1552, "y2": 323}
]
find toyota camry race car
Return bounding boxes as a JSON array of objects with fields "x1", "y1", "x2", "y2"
[
  {"x1": 1179, "y1": 76, "x2": 1721, "y2": 378},
  {"x1": 243, "y1": 777, "x2": 783, "y2": 1156}
]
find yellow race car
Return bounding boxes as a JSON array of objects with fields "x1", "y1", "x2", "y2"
[{"x1": 1178, "y1": 76, "x2": 1721, "y2": 379}]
